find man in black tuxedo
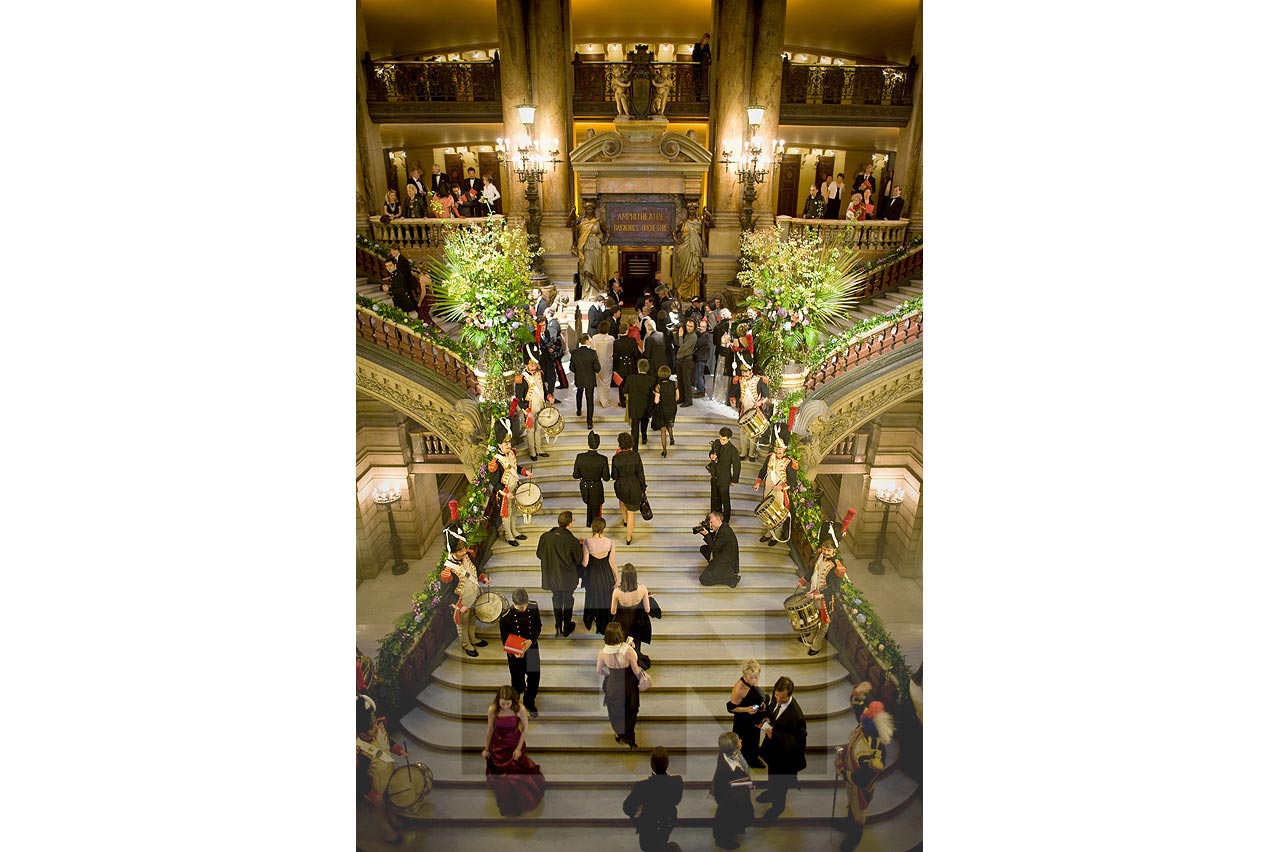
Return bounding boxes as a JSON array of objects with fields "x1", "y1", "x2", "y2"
[
  {"x1": 569, "y1": 334, "x2": 602, "y2": 428},
  {"x1": 825, "y1": 173, "x2": 845, "y2": 219},
  {"x1": 498, "y1": 588, "x2": 542, "y2": 717},
  {"x1": 586, "y1": 293, "x2": 608, "y2": 336},
  {"x1": 429, "y1": 164, "x2": 447, "y2": 193},
  {"x1": 536, "y1": 510, "x2": 582, "y2": 637},
  {"x1": 407, "y1": 167, "x2": 426, "y2": 197},
  {"x1": 880, "y1": 184, "x2": 905, "y2": 221},
  {"x1": 757, "y1": 675, "x2": 807, "y2": 820},
  {"x1": 381, "y1": 254, "x2": 417, "y2": 313},
  {"x1": 622, "y1": 358, "x2": 657, "y2": 449},
  {"x1": 698, "y1": 511, "x2": 740, "y2": 587},
  {"x1": 852, "y1": 164, "x2": 875, "y2": 200},
  {"x1": 460, "y1": 167, "x2": 483, "y2": 216},
  {"x1": 623, "y1": 746, "x2": 684, "y2": 852},
  {"x1": 572, "y1": 431, "x2": 610, "y2": 522},
  {"x1": 708, "y1": 426, "x2": 742, "y2": 521},
  {"x1": 642, "y1": 319, "x2": 669, "y2": 374}
]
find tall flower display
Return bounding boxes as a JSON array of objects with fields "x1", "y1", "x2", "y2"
[
  {"x1": 422, "y1": 220, "x2": 539, "y2": 401},
  {"x1": 737, "y1": 225, "x2": 866, "y2": 386}
]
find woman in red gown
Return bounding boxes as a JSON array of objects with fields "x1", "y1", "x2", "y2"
[{"x1": 482, "y1": 685, "x2": 547, "y2": 815}]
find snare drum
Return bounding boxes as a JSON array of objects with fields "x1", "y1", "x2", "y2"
[
  {"x1": 738, "y1": 407, "x2": 770, "y2": 439},
  {"x1": 754, "y1": 490, "x2": 790, "y2": 532},
  {"x1": 783, "y1": 590, "x2": 821, "y2": 633},
  {"x1": 537, "y1": 407, "x2": 565, "y2": 442},
  {"x1": 513, "y1": 481, "x2": 543, "y2": 520},
  {"x1": 472, "y1": 591, "x2": 509, "y2": 624},
  {"x1": 386, "y1": 761, "x2": 433, "y2": 812}
]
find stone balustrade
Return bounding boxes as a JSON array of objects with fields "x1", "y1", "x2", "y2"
[
  {"x1": 356, "y1": 305, "x2": 481, "y2": 397},
  {"x1": 367, "y1": 215, "x2": 506, "y2": 251},
  {"x1": 805, "y1": 310, "x2": 924, "y2": 392},
  {"x1": 774, "y1": 216, "x2": 911, "y2": 254}
]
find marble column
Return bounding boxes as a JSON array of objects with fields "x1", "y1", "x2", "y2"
[
  {"x1": 894, "y1": 6, "x2": 923, "y2": 240},
  {"x1": 528, "y1": 0, "x2": 576, "y2": 284},
  {"x1": 496, "y1": 0, "x2": 533, "y2": 222},
  {"x1": 356, "y1": 0, "x2": 387, "y2": 234},
  {"x1": 705, "y1": 0, "x2": 753, "y2": 294},
  {"x1": 748, "y1": 0, "x2": 787, "y2": 230}
]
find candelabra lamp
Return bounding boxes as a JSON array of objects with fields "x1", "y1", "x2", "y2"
[
  {"x1": 496, "y1": 103, "x2": 562, "y2": 278},
  {"x1": 717, "y1": 104, "x2": 784, "y2": 231},
  {"x1": 867, "y1": 486, "x2": 905, "y2": 575},
  {"x1": 372, "y1": 484, "x2": 410, "y2": 575}
]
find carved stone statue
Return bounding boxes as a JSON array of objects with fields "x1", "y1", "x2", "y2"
[
  {"x1": 651, "y1": 68, "x2": 673, "y2": 116},
  {"x1": 611, "y1": 68, "x2": 632, "y2": 117},
  {"x1": 673, "y1": 201, "x2": 708, "y2": 301},
  {"x1": 572, "y1": 202, "x2": 608, "y2": 296}
]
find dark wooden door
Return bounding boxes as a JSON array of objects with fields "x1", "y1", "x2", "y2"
[
  {"x1": 384, "y1": 150, "x2": 399, "y2": 194},
  {"x1": 620, "y1": 250, "x2": 658, "y2": 303},
  {"x1": 816, "y1": 154, "x2": 835, "y2": 190},
  {"x1": 443, "y1": 153, "x2": 465, "y2": 189},
  {"x1": 776, "y1": 153, "x2": 801, "y2": 216}
]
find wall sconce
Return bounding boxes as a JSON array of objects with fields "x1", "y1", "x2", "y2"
[
  {"x1": 824, "y1": 149, "x2": 836, "y2": 157},
  {"x1": 516, "y1": 103, "x2": 537, "y2": 133},
  {"x1": 444, "y1": 147, "x2": 456, "y2": 154},
  {"x1": 746, "y1": 104, "x2": 765, "y2": 131}
]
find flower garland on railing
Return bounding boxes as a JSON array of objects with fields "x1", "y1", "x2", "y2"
[
  {"x1": 807, "y1": 295, "x2": 924, "y2": 371},
  {"x1": 356, "y1": 293, "x2": 471, "y2": 362},
  {"x1": 371, "y1": 461, "x2": 495, "y2": 718},
  {"x1": 788, "y1": 445, "x2": 914, "y2": 703}
]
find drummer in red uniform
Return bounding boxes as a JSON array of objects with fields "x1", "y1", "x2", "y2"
[
  {"x1": 753, "y1": 423, "x2": 797, "y2": 547},
  {"x1": 728, "y1": 353, "x2": 770, "y2": 462},
  {"x1": 514, "y1": 353, "x2": 554, "y2": 461},
  {"x1": 489, "y1": 419, "x2": 532, "y2": 547},
  {"x1": 797, "y1": 512, "x2": 855, "y2": 655},
  {"x1": 439, "y1": 510, "x2": 490, "y2": 658}
]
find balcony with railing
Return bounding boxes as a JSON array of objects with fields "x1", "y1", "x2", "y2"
[
  {"x1": 572, "y1": 56, "x2": 709, "y2": 118},
  {"x1": 362, "y1": 54, "x2": 502, "y2": 123},
  {"x1": 779, "y1": 57, "x2": 917, "y2": 126}
]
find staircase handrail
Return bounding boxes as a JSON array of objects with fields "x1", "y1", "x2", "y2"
[{"x1": 356, "y1": 299, "x2": 481, "y2": 397}]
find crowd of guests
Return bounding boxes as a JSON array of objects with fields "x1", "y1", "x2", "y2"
[
  {"x1": 381, "y1": 163, "x2": 502, "y2": 222},
  {"x1": 801, "y1": 164, "x2": 907, "y2": 222}
]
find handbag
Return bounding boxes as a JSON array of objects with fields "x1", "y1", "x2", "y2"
[
  {"x1": 612, "y1": 371, "x2": 623, "y2": 387},
  {"x1": 637, "y1": 669, "x2": 653, "y2": 692},
  {"x1": 639, "y1": 495, "x2": 653, "y2": 521},
  {"x1": 647, "y1": 595, "x2": 662, "y2": 619}
]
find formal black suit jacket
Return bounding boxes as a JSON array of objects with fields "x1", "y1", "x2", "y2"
[
  {"x1": 587, "y1": 304, "x2": 606, "y2": 335},
  {"x1": 642, "y1": 331, "x2": 669, "y2": 372},
  {"x1": 536, "y1": 526, "x2": 581, "y2": 591},
  {"x1": 569, "y1": 343, "x2": 601, "y2": 384},
  {"x1": 499, "y1": 602, "x2": 542, "y2": 648},
  {"x1": 853, "y1": 173, "x2": 876, "y2": 197},
  {"x1": 711, "y1": 753, "x2": 753, "y2": 807},
  {"x1": 613, "y1": 335, "x2": 640, "y2": 379},
  {"x1": 408, "y1": 176, "x2": 426, "y2": 196},
  {"x1": 623, "y1": 773, "x2": 684, "y2": 833},
  {"x1": 760, "y1": 698, "x2": 807, "y2": 774},
  {"x1": 462, "y1": 177, "x2": 483, "y2": 196},
  {"x1": 708, "y1": 440, "x2": 741, "y2": 486},
  {"x1": 880, "y1": 196, "x2": 904, "y2": 221},
  {"x1": 572, "y1": 450, "x2": 611, "y2": 506},
  {"x1": 622, "y1": 371, "x2": 657, "y2": 417},
  {"x1": 700, "y1": 524, "x2": 740, "y2": 583},
  {"x1": 430, "y1": 172, "x2": 447, "y2": 192}
]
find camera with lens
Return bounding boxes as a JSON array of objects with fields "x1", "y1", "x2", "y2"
[{"x1": 691, "y1": 514, "x2": 712, "y2": 536}]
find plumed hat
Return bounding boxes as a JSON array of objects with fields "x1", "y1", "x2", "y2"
[
  {"x1": 767, "y1": 421, "x2": 791, "y2": 450},
  {"x1": 493, "y1": 413, "x2": 515, "y2": 444},
  {"x1": 736, "y1": 351, "x2": 754, "y2": 372},
  {"x1": 443, "y1": 500, "x2": 467, "y2": 553},
  {"x1": 820, "y1": 508, "x2": 858, "y2": 550},
  {"x1": 859, "y1": 700, "x2": 895, "y2": 743}
]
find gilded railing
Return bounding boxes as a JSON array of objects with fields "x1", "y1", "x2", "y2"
[
  {"x1": 781, "y1": 59, "x2": 915, "y2": 106},
  {"x1": 363, "y1": 57, "x2": 500, "y2": 103},
  {"x1": 367, "y1": 216, "x2": 506, "y2": 251},
  {"x1": 804, "y1": 310, "x2": 923, "y2": 392},
  {"x1": 572, "y1": 58, "x2": 709, "y2": 116},
  {"x1": 855, "y1": 245, "x2": 922, "y2": 303},
  {"x1": 356, "y1": 306, "x2": 481, "y2": 397},
  {"x1": 774, "y1": 217, "x2": 911, "y2": 253}
]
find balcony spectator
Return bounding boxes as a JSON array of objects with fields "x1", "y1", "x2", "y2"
[
  {"x1": 405, "y1": 183, "x2": 427, "y2": 218},
  {"x1": 802, "y1": 184, "x2": 825, "y2": 219},
  {"x1": 432, "y1": 185, "x2": 459, "y2": 218},
  {"x1": 407, "y1": 167, "x2": 426, "y2": 196},
  {"x1": 429, "y1": 163, "x2": 448, "y2": 193},
  {"x1": 820, "y1": 174, "x2": 833, "y2": 210},
  {"x1": 880, "y1": 185, "x2": 904, "y2": 221},
  {"x1": 462, "y1": 167, "x2": 483, "y2": 198},
  {"x1": 482, "y1": 174, "x2": 502, "y2": 214},
  {"x1": 692, "y1": 33, "x2": 711, "y2": 100},
  {"x1": 853, "y1": 163, "x2": 875, "y2": 199},
  {"x1": 824, "y1": 173, "x2": 845, "y2": 219},
  {"x1": 382, "y1": 190, "x2": 402, "y2": 222}
]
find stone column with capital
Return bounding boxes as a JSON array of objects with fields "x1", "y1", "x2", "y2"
[
  {"x1": 496, "y1": 0, "x2": 533, "y2": 223},
  {"x1": 893, "y1": 6, "x2": 923, "y2": 240},
  {"x1": 747, "y1": 0, "x2": 787, "y2": 231},
  {"x1": 528, "y1": 0, "x2": 576, "y2": 283},
  {"x1": 356, "y1": 0, "x2": 388, "y2": 235},
  {"x1": 705, "y1": 0, "x2": 753, "y2": 295}
]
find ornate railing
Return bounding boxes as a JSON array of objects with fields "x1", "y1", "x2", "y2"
[
  {"x1": 357, "y1": 305, "x2": 481, "y2": 397},
  {"x1": 572, "y1": 57, "x2": 709, "y2": 117},
  {"x1": 367, "y1": 215, "x2": 506, "y2": 251},
  {"x1": 856, "y1": 245, "x2": 922, "y2": 303},
  {"x1": 409, "y1": 430, "x2": 458, "y2": 461},
  {"x1": 805, "y1": 310, "x2": 923, "y2": 392},
  {"x1": 782, "y1": 59, "x2": 915, "y2": 106},
  {"x1": 775, "y1": 217, "x2": 911, "y2": 253},
  {"x1": 357, "y1": 245, "x2": 385, "y2": 281},
  {"x1": 362, "y1": 55, "x2": 502, "y2": 121}
]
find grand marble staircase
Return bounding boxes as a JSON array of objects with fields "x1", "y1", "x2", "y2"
[{"x1": 372, "y1": 389, "x2": 922, "y2": 851}]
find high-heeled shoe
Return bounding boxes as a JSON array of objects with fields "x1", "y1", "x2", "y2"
[{"x1": 661, "y1": 449, "x2": 667, "y2": 458}]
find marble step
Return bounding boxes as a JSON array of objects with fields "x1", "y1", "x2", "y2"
[
  {"x1": 415, "y1": 675, "x2": 861, "y2": 721},
  {"x1": 394, "y1": 771, "x2": 917, "y2": 825},
  {"x1": 454, "y1": 610, "x2": 800, "y2": 646},
  {"x1": 481, "y1": 553, "x2": 807, "y2": 575},
  {"x1": 455, "y1": 586, "x2": 803, "y2": 614},
  {"x1": 371, "y1": 806, "x2": 924, "y2": 852},
  {"x1": 438, "y1": 634, "x2": 837, "y2": 669},
  {"x1": 474, "y1": 569, "x2": 802, "y2": 594},
  {"x1": 400, "y1": 706, "x2": 858, "y2": 752},
  {"x1": 425, "y1": 653, "x2": 851, "y2": 694}
]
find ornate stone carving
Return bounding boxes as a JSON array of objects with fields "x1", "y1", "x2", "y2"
[
  {"x1": 801, "y1": 365, "x2": 924, "y2": 470},
  {"x1": 356, "y1": 362, "x2": 488, "y2": 472}
]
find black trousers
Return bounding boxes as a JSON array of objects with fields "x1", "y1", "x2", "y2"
[
  {"x1": 507, "y1": 644, "x2": 540, "y2": 708},
  {"x1": 630, "y1": 407, "x2": 649, "y2": 448},
  {"x1": 711, "y1": 484, "x2": 733, "y2": 521},
  {"x1": 584, "y1": 499, "x2": 603, "y2": 523},
  {"x1": 552, "y1": 590, "x2": 576, "y2": 631},
  {"x1": 763, "y1": 772, "x2": 799, "y2": 808},
  {"x1": 575, "y1": 385, "x2": 595, "y2": 425},
  {"x1": 677, "y1": 357, "x2": 695, "y2": 406}
]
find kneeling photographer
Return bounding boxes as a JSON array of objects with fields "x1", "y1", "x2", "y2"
[{"x1": 696, "y1": 511, "x2": 740, "y2": 588}]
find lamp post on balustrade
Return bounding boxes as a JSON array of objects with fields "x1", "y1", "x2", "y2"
[
  {"x1": 496, "y1": 103, "x2": 562, "y2": 283},
  {"x1": 373, "y1": 484, "x2": 409, "y2": 575},
  {"x1": 867, "y1": 485, "x2": 904, "y2": 575},
  {"x1": 717, "y1": 104, "x2": 784, "y2": 231}
]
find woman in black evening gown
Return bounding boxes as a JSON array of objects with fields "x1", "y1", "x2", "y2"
[
  {"x1": 725, "y1": 658, "x2": 768, "y2": 768},
  {"x1": 581, "y1": 517, "x2": 619, "y2": 635},
  {"x1": 610, "y1": 563, "x2": 653, "y2": 669},
  {"x1": 611, "y1": 432, "x2": 647, "y2": 545}
]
